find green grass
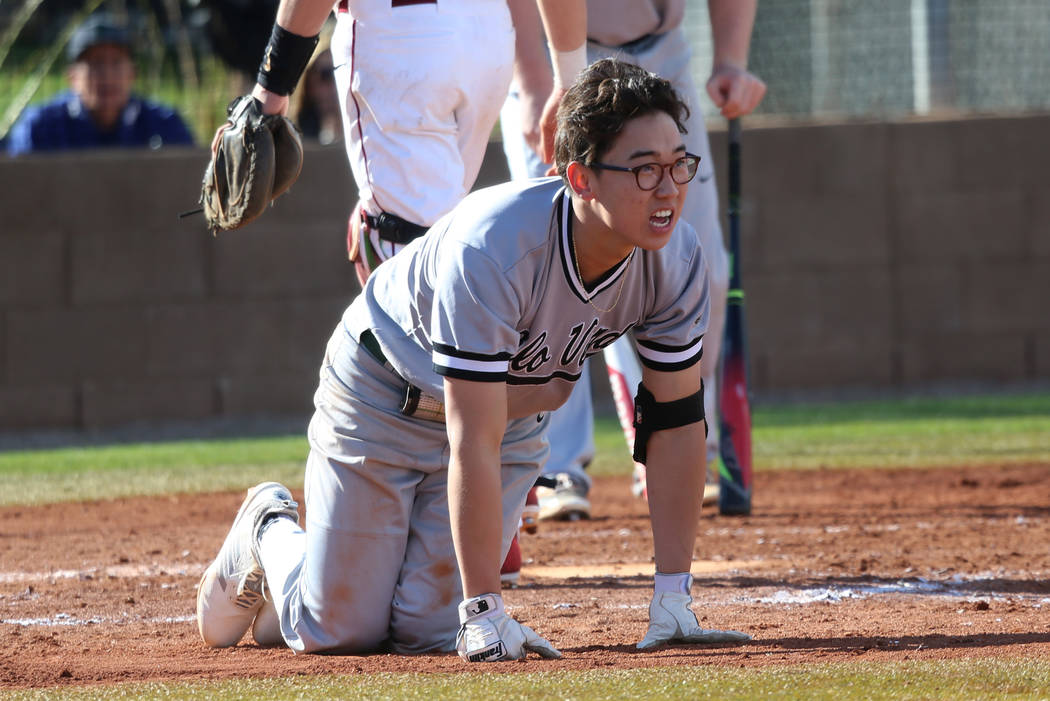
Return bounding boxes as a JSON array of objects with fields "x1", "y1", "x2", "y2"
[
  {"x1": 0, "y1": 436, "x2": 307, "y2": 505},
  {"x1": 744, "y1": 391, "x2": 1050, "y2": 471},
  {"x1": 1, "y1": 391, "x2": 1048, "y2": 506},
  {"x1": 6, "y1": 659, "x2": 1050, "y2": 700},
  {"x1": 589, "y1": 390, "x2": 1050, "y2": 476}
]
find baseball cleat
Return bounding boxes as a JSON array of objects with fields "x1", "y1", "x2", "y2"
[
  {"x1": 197, "y1": 481, "x2": 299, "y2": 648},
  {"x1": 536, "y1": 472, "x2": 590, "y2": 521}
]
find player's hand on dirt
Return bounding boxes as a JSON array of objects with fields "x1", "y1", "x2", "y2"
[
  {"x1": 456, "y1": 593, "x2": 561, "y2": 662},
  {"x1": 637, "y1": 591, "x2": 751, "y2": 650},
  {"x1": 705, "y1": 64, "x2": 766, "y2": 120}
]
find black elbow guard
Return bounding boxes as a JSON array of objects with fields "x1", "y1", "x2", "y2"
[{"x1": 631, "y1": 381, "x2": 705, "y2": 465}]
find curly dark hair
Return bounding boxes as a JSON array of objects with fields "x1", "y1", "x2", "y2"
[{"x1": 553, "y1": 58, "x2": 690, "y2": 179}]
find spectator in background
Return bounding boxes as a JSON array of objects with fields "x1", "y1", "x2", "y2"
[
  {"x1": 5, "y1": 14, "x2": 195, "y2": 156},
  {"x1": 287, "y1": 26, "x2": 342, "y2": 146}
]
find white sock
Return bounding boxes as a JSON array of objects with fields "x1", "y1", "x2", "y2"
[
  {"x1": 258, "y1": 516, "x2": 305, "y2": 609},
  {"x1": 654, "y1": 571, "x2": 692, "y2": 595}
]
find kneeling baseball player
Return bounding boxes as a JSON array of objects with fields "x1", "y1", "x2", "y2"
[{"x1": 197, "y1": 57, "x2": 750, "y2": 660}]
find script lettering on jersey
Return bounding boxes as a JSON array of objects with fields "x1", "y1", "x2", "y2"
[
  {"x1": 511, "y1": 320, "x2": 624, "y2": 375},
  {"x1": 561, "y1": 319, "x2": 622, "y2": 368},
  {"x1": 510, "y1": 331, "x2": 551, "y2": 373}
]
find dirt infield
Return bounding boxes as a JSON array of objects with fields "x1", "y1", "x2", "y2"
[{"x1": 3, "y1": 464, "x2": 1049, "y2": 689}]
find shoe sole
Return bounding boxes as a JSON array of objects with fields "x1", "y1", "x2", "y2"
[{"x1": 538, "y1": 495, "x2": 591, "y2": 522}]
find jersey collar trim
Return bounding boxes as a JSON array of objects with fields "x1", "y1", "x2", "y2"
[{"x1": 557, "y1": 190, "x2": 634, "y2": 306}]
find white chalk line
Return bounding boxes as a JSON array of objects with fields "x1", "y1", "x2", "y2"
[
  {"x1": 0, "y1": 561, "x2": 204, "y2": 585},
  {"x1": 1, "y1": 562, "x2": 202, "y2": 628},
  {"x1": 2, "y1": 613, "x2": 195, "y2": 626},
  {"x1": 740, "y1": 578, "x2": 1050, "y2": 606},
  {"x1": 3, "y1": 563, "x2": 1048, "y2": 629}
]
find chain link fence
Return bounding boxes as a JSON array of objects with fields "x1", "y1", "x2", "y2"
[
  {"x1": 2, "y1": 0, "x2": 1049, "y2": 145},
  {"x1": 688, "y1": 0, "x2": 1050, "y2": 121}
]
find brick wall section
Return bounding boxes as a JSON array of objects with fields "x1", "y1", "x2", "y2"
[
  {"x1": 1, "y1": 115, "x2": 1047, "y2": 429},
  {"x1": 1, "y1": 145, "x2": 364, "y2": 429},
  {"x1": 708, "y1": 115, "x2": 1050, "y2": 393}
]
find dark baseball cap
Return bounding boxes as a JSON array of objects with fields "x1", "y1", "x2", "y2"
[{"x1": 66, "y1": 15, "x2": 133, "y2": 63}]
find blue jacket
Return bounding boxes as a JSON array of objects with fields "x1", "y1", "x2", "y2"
[{"x1": 5, "y1": 91, "x2": 195, "y2": 156}]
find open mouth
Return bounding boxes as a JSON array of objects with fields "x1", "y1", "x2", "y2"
[{"x1": 649, "y1": 209, "x2": 673, "y2": 229}]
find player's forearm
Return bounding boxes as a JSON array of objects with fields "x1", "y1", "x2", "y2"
[
  {"x1": 708, "y1": 0, "x2": 758, "y2": 69},
  {"x1": 251, "y1": 0, "x2": 332, "y2": 112},
  {"x1": 643, "y1": 423, "x2": 706, "y2": 573},
  {"x1": 534, "y1": 0, "x2": 587, "y2": 52},
  {"x1": 508, "y1": 0, "x2": 553, "y2": 94},
  {"x1": 448, "y1": 449, "x2": 504, "y2": 596},
  {"x1": 445, "y1": 379, "x2": 509, "y2": 597},
  {"x1": 533, "y1": 0, "x2": 586, "y2": 159},
  {"x1": 275, "y1": 0, "x2": 336, "y2": 36}
]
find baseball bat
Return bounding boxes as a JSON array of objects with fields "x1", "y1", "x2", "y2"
[{"x1": 717, "y1": 117, "x2": 753, "y2": 516}]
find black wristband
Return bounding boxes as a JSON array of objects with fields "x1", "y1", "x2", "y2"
[{"x1": 256, "y1": 24, "x2": 320, "y2": 97}]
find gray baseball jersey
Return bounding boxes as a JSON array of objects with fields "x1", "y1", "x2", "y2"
[
  {"x1": 344, "y1": 176, "x2": 710, "y2": 419},
  {"x1": 501, "y1": 15, "x2": 728, "y2": 482},
  {"x1": 266, "y1": 177, "x2": 710, "y2": 656}
]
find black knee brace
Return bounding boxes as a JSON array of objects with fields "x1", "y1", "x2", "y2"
[{"x1": 632, "y1": 381, "x2": 705, "y2": 465}]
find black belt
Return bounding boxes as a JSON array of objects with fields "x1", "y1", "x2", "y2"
[
  {"x1": 358, "y1": 330, "x2": 446, "y2": 422},
  {"x1": 590, "y1": 33, "x2": 662, "y2": 55},
  {"x1": 359, "y1": 329, "x2": 394, "y2": 371},
  {"x1": 338, "y1": 0, "x2": 436, "y2": 10},
  {"x1": 363, "y1": 211, "x2": 429, "y2": 245}
]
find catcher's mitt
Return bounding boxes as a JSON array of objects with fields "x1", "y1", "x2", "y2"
[{"x1": 199, "y1": 95, "x2": 304, "y2": 233}]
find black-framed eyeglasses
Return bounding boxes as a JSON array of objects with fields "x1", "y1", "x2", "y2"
[{"x1": 588, "y1": 153, "x2": 701, "y2": 191}]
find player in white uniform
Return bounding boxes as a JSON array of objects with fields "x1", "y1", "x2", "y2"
[
  {"x1": 197, "y1": 58, "x2": 750, "y2": 659},
  {"x1": 501, "y1": 0, "x2": 766, "y2": 519},
  {"x1": 332, "y1": 0, "x2": 513, "y2": 283},
  {"x1": 240, "y1": 0, "x2": 589, "y2": 580},
  {"x1": 325, "y1": 0, "x2": 585, "y2": 288}
]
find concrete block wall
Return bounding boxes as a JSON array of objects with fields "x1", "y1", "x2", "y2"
[
  {"x1": 708, "y1": 115, "x2": 1050, "y2": 395},
  {"x1": 0, "y1": 145, "x2": 362, "y2": 429},
  {"x1": 1, "y1": 115, "x2": 1047, "y2": 429}
]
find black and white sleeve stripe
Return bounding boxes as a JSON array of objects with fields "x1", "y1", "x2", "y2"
[
  {"x1": 432, "y1": 343, "x2": 512, "y2": 382},
  {"x1": 635, "y1": 336, "x2": 704, "y2": 372}
]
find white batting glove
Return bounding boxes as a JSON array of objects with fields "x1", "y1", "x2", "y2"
[
  {"x1": 456, "y1": 593, "x2": 561, "y2": 662},
  {"x1": 638, "y1": 591, "x2": 751, "y2": 650}
]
